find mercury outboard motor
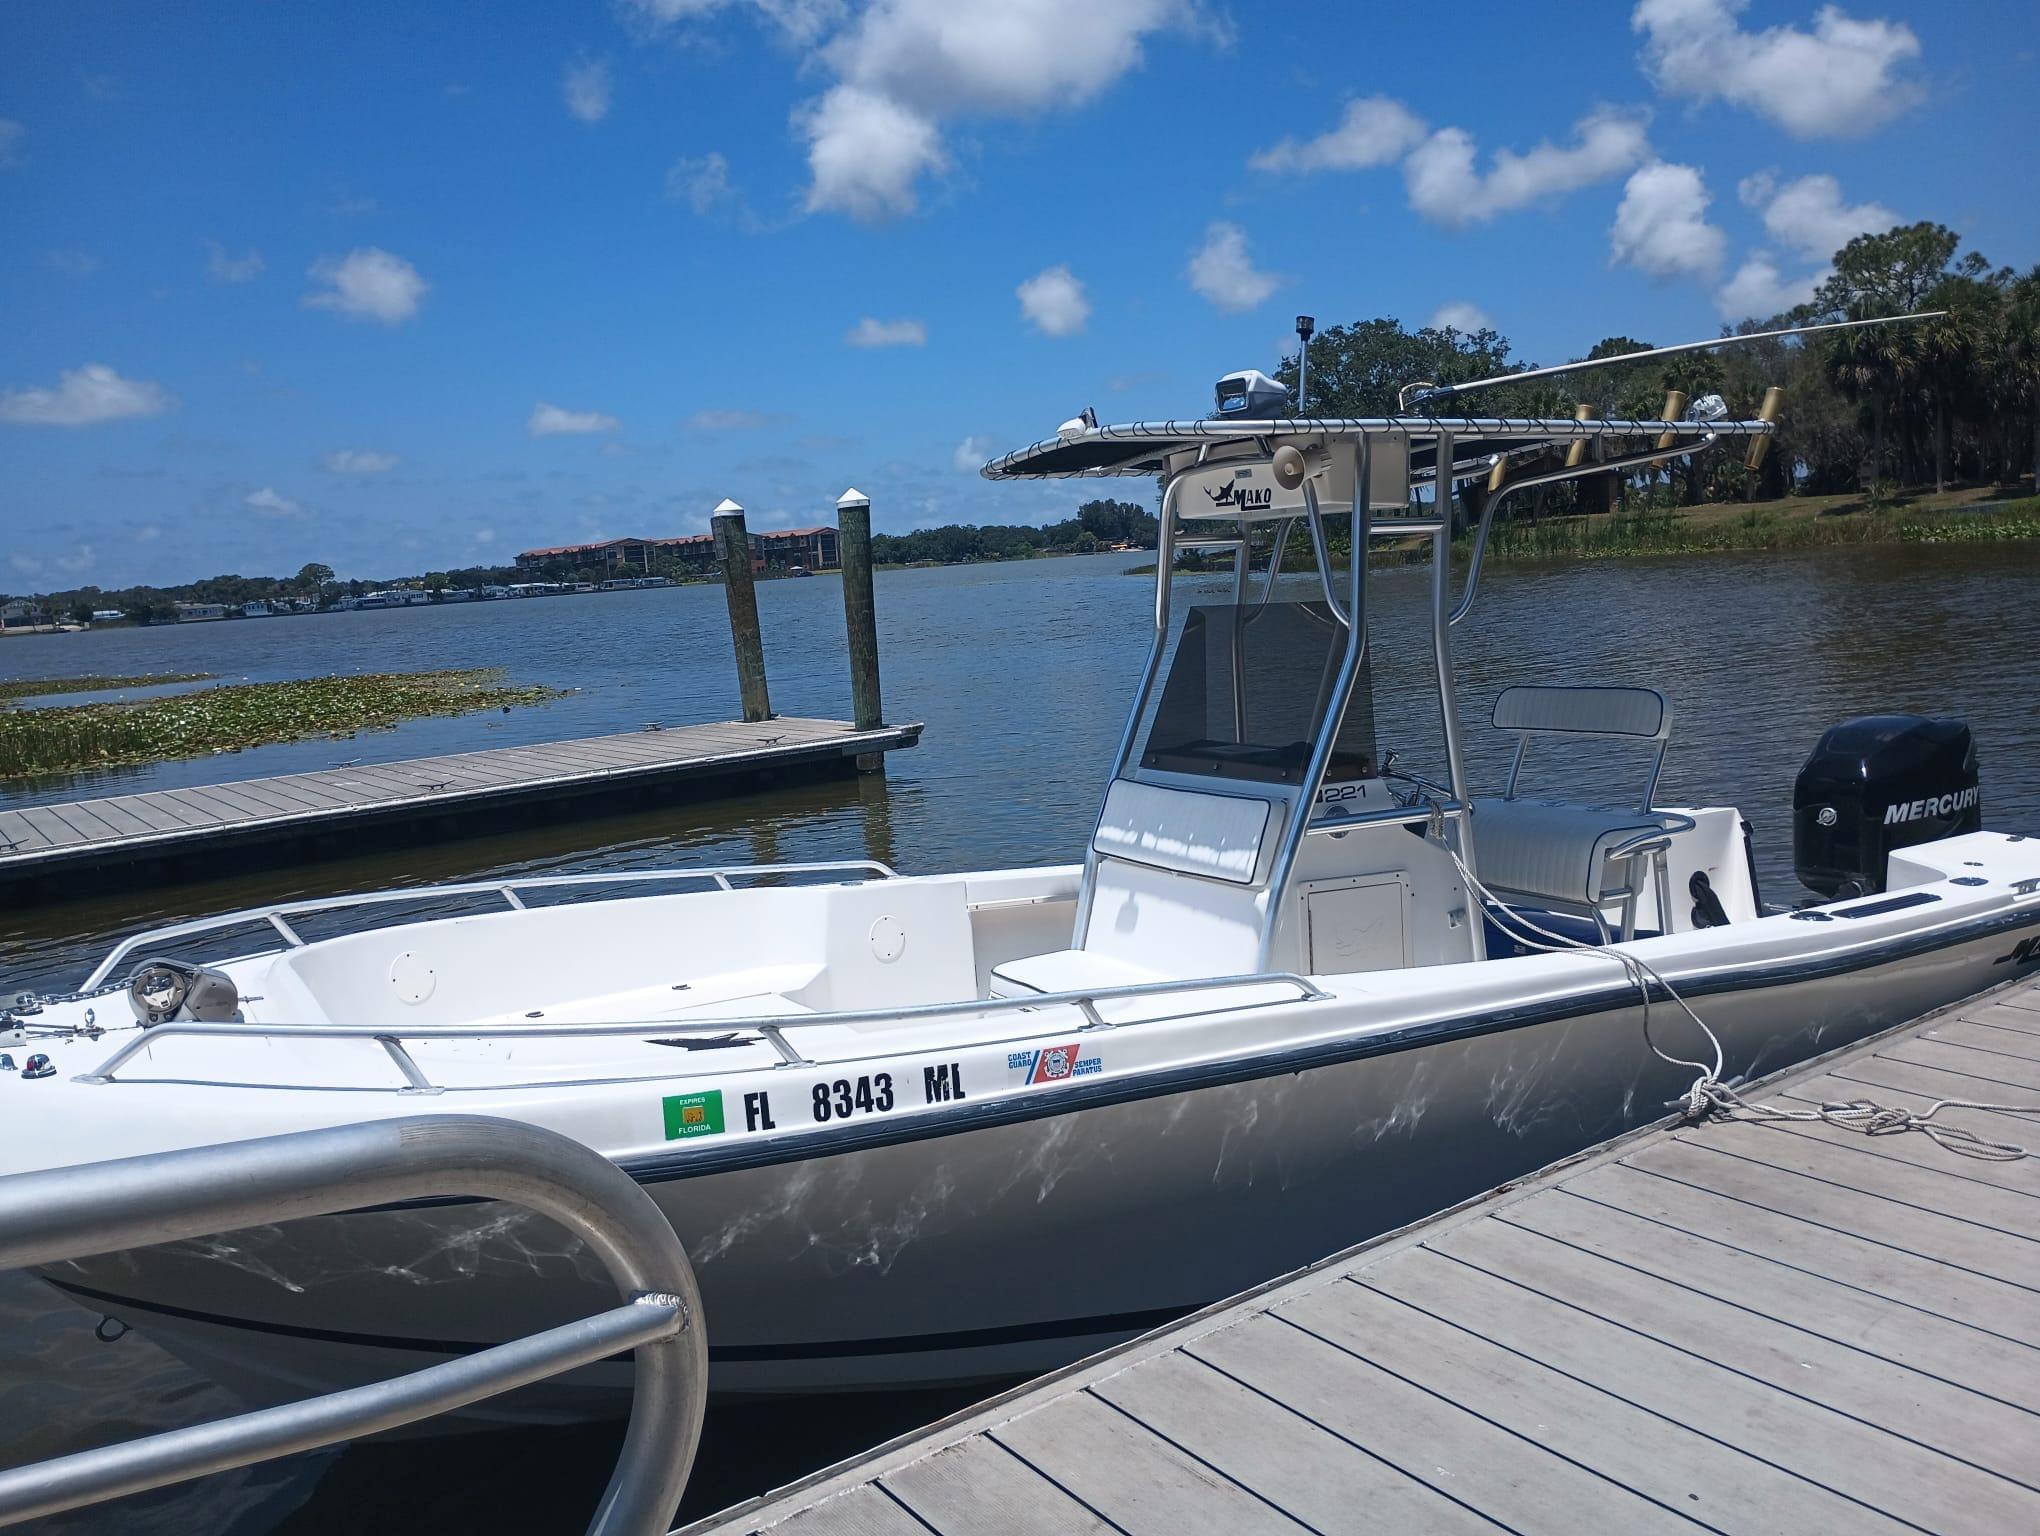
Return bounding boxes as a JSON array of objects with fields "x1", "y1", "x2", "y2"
[{"x1": 1793, "y1": 715, "x2": 1980, "y2": 898}]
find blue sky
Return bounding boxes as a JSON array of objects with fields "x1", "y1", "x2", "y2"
[{"x1": 3, "y1": 0, "x2": 2035, "y2": 589}]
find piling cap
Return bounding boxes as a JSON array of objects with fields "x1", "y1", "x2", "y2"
[
  {"x1": 836, "y1": 487, "x2": 870, "y2": 509},
  {"x1": 712, "y1": 497, "x2": 744, "y2": 518}
]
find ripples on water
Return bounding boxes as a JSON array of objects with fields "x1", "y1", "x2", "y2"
[{"x1": 2, "y1": 544, "x2": 2035, "y2": 1530}]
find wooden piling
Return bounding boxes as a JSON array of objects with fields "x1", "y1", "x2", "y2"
[
  {"x1": 836, "y1": 489, "x2": 883, "y2": 753},
  {"x1": 712, "y1": 498, "x2": 772, "y2": 723}
]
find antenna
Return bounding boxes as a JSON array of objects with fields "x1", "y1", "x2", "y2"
[
  {"x1": 1401, "y1": 312, "x2": 1944, "y2": 410},
  {"x1": 1295, "y1": 314, "x2": 1315, "y2": 415}
]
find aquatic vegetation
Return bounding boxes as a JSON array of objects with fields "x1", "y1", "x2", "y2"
[
  {"x1": 0, "y1": 672, "x2": 213, "y2": 704},
  {"x1": 0, "y1": 669, "x2": 565, "y2": 781}
]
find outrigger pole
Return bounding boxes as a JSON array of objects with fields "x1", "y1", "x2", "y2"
[{"x1": 1400, "y1": 312, "x2": 1945, "y2": 410}]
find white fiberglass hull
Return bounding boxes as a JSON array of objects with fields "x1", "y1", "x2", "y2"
[{"x1": 30, "y1": 847, "x2": 2040, "y2": 1421}]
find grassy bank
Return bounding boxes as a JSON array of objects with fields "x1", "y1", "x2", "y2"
[
  {"x1": 1479, "y1": 489, "x2": 2040, "y2": 562},
  {"x1": 0, "y1": 672, "x2": 214, "y2": 704},
  {"x1": 0, "y1": 669, "x2": 566, "y2": 781}
]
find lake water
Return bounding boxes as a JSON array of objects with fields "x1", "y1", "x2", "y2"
[{"x1": 3, "y1": 545, "x2": 2037, "y2": 1531}]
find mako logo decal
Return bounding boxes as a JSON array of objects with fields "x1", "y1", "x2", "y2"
[
  {"x1": 1204, "y1": 476, "x2": 1273, "y2": 512},
  {"x1": 1883, "y1": 787, "x2": 1980, "y2": 825}
]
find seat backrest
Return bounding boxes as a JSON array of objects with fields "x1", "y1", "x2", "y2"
[
  {"x1": 1078, "y1": 778, "x2": 1283, "y2": 977},
  {"x1": 1492, "y1": 685, "x2": 1671, "y2": 810},
  {"x1": 1492, "y1": 684, "x2": 1668, "y2": 740}
]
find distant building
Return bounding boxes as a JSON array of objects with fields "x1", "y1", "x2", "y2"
[
  {"x1": 514, "y1": 524, "x2": 840, "y2": 577},
  {"x1": 2, "y1": 598, "x2": 49, "y2": 629},
  {"x1": 91, "y1": 608, "x2": 126, "y2": 622},
  {"x1": 175, "y1": 601, "x2": 229, "y2": 622}
]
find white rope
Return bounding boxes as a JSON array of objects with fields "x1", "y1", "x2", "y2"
[{"x1": 1439, "y1": 841, "x2": 2038, "y2": 1162}]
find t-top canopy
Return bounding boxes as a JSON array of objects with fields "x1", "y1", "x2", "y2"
[{"x1": 980, "y1": 415, "x2": 1773, "y2": 481}]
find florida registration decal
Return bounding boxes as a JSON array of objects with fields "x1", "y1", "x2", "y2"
[{"x1": 662, "y1": 1089, "x2": 726, "y2": 1140}]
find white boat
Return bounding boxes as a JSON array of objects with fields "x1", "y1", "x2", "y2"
[{"x1": 7, "y1": 329, "x2": 2037, "y2": 1422}]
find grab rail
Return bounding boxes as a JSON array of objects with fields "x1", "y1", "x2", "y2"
[
  {"x1": 77, "y1": 972, "x2": 1332, "y2": 1092},
  {"x1": 79, "y1": 861, "x2": 898, "y2": 990},
  {"x1": 0, "y1": 1115, "x2": 706, "y2": 1534}
]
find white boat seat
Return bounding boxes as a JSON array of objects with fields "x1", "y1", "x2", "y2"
[
  {"x1": 989, "y1": 949, "x2": 1166, "y2": 1000},
  {"x1": 1473, "y1": 799, "x2": 1686, "y2": 908},
  {"x1": 1478, "y1": 685, "x2": 1685, "y2": 940}
]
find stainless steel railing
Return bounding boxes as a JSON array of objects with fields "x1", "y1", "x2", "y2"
[
  {"x1": 0, "y1": 1116, "x2": 707, "y2": 1533},
  {"x1": 78, "y1": 861, "x2": 898, "y2": 990},
  {"x1": 76, "y1": 971, "x2": 1332, "y2": 1092}
]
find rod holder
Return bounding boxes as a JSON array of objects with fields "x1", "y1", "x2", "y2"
[
  {"x1": 712, "y1": 499, "x2": 772, "y2": 723},
  {"x1": 1654, "y1": 390, "x2": 1689, "y2": 457},
  {"x1": 1745, "y1": 386, "x2": 1785, "y2": 470}
]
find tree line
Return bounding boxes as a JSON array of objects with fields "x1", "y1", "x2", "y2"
[
  {"x1": 1278, "y1": 222, "x2": 2038, "y2": 509},
  {"x1": 868, "y1": 499, "x2": 1156, "y2": 565}
]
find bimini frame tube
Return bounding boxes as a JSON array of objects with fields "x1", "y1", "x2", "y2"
[
  {"x1": 1072, "y1": 474, "x2": 1184, "y2": 945},
  {"x1": 1430, "y1": 429, "x2": 1475, "y2": 876},
  {"x1": 1256, "y1": 433, "x2": 1370, "y2": 971},
  {"x1": 1450, "y1": 432, "x2": 1719, "y2": 627}
]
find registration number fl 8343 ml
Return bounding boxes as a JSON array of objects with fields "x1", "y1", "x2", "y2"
[{"x1": 811, "y1": 1072, "x2": 895, "y2": 1122}]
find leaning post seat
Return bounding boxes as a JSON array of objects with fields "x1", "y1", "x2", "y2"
[{"x1": 1471, "y1": 685, "x2": 1693, "y2": 941}]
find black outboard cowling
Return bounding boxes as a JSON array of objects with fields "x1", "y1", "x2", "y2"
[{"x1": 1794, "y1": 715, "x2": 1981, "y2": 898}]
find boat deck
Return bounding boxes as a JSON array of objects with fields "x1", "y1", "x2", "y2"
[
  {"x1": 695, "y1": 971, "x2": 2040, "y2": 1535},
  {"x1": 0, "y1": 716, "x2": 921, "y2": 891}
]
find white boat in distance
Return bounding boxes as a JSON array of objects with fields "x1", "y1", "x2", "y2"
[{"x1": 8, "y1": 330, "x2": 2038, "y2": 1421}]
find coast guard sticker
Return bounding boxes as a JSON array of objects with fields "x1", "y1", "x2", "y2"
[
  {"x1": 1008, "y1": 1041, "x2": 1102, "y2": 1085},
  {"x1": 663, "y1": 1089, "x2": 726, "y2": 1140}
]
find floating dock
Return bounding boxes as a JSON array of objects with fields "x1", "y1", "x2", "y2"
[
  {"x1": 697, "y1": 974, "x2": 2040, "y2": 1535},
  {"x1": 0, "y1": 716, "x2": 921, "y2": 893}
]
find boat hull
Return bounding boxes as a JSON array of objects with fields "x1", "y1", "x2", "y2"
[{"x1": 39, "y1": 904, "x2": 2035, "y2": 1422}]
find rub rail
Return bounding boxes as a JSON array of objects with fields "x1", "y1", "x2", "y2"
[{"x1": 0, "y1": 1116, "x2": 707, "y2": 1534}]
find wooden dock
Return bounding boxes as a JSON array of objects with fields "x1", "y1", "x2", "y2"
[
  {"x1": 0, "y1": 716, "x2": 921, "y2": 892},
  {"x1": 696, "y1": 975, "x2": 2040, "y2": 1535}
]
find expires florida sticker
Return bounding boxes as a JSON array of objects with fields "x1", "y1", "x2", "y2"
[{"x1": 663, "y1": 1089, "x2": 726, "y2": 1140}]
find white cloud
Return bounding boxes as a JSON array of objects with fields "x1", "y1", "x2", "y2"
[
  {"x1": 845, "y1": 315, "x2": 927, "y2": 347},
  {"x1": 1739, "y1": 170, "x2": 1899, "y2": 261},
  {"x1": 1250, "y1": 96, "x2": 1426, "y2": 174},
  {"x1": 798, "y1": 85, "x2": 946, "y2": 221},
  {"x1": 1017, "y1": 263, "x2": 1091, "y2": 336},
  {"x1": 1633, "y1": 0, "x2": 1922, "y2": 138},
  {"x1": 303, "y1": 248, "x2": 428, "y2": 324},
  {"x1": 563, "y1": 56, "x2": 613, "y2": 123},
  {"x1": 800, "y1": 0, "x2": 1197, "y2": 219},
  {"x1": 0, "y1": 364, "x2": 173, "y2": 427},
  {"x1": 245, "y1": 487, "x2": 305, "y2": 518},
  {"x1": 321, "y1": 449, "x2": 399, "y2": 474},
  {"x1": 666, "y1": 151, "x2": 733, "y2": 214},
  {"x1": 1186, "y1": 223, "x2": 1278, "y2": 313},
  {"x1": 0, "y1": 118, "x2": 22, "y2": 167},
  {"x1": 1716, "y1": 253, "x2": 1823, "y2": 319},
  {"x1": 1405, "y1": 106, "x2": 1650, "y2": 227},
  {"x1": 44, "y1": 248, "x2": 100, "y2": 276},
  {"x1": 1610, "y1": 161, "x2": 1727, "y2": 279},
  {"x1": 528, "y1": 402, "x2": 621, "y2": 436},
  {"x1": 952, "y1": 435, "x2": 992, "y2": 471},
  {"x1": 1429, "y1": 301, "x2": 1492, "y2": 333},
  {"x1": 621, "y1": 0, "x2": 846, "y2": 48},
  {"x1": 205, "y1": 240, "x2": 265, "y2": 283}
]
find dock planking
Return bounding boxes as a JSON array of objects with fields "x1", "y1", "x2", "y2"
[
  {"x1": 693, "y1": 972, "x2": 2040, "y2": 1536},
  {"x1": 0, "y1": 716, "x2": 920, "y2": 888}
]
